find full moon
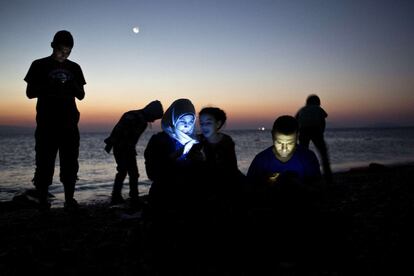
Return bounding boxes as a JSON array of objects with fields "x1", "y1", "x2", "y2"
[{"x1": 132, "y1": 26, "x2": 139, "y2": 34}]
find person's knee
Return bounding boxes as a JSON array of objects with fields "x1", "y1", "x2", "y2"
[{"x1": 128, "y1": 169, "x2": 139, "y2": 180}]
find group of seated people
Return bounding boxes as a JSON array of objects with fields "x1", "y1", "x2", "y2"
[
  {"x1": 84, "y1": 97, "x2": 340, "y2": 272},
  {"x1": 104, "y1": 98, "x2": 324, "y2": 218},
  {"x1": 107, "y1": 98, "x2": 333, "y2": 272}
]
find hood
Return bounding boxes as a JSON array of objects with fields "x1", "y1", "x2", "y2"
[{"x1": 143, "y1": 100, "x2": 164, "y2": 121}]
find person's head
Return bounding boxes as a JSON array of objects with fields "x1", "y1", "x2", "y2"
[
  {"x1": 51, "y1": 30, "x2": 74, "y2": 63},
  {"x1": 143, "y1": 100, "x2": 164, "y2": 122},
  {"x1": 162, "y1": 98, "x2": 196, "y2": 136},
  {"x1": 271, "y1": 115, "x2": 298, "y2": 162},
  {"x1": 199, "y1": 107, "x2": 227, "y2": 139},
  {"x1": 306, "y1": 94, "x2": 321, "y2": 106}
]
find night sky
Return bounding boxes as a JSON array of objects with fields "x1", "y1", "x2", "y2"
[{"x1": 1, "y1": 0, "x2": 413, "y2": 130}]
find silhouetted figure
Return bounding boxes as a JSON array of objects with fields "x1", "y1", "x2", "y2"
[
  {"x1": 104, "y1": 100, "x2": 163, "y2": 205},
  {"x1": 296, "y1": 94, "x2": 333, "y2": 184},
  {"x1": 246, "y1": 115, "x2": 321, "y2": 270},
  {"x1": 24, "y1": 30, "x2": 86, "y2": 210}
]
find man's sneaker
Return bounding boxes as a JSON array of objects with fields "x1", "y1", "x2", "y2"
[{"x1": 64, "y1": 198, "x2": 79, "y2": 211}]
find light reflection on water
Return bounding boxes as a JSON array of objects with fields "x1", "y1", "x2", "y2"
[{"x1": 1, "y1": 127, "x2": 414, "y2": 205}]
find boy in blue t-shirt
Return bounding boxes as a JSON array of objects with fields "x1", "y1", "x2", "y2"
[{"x1": 248, "y1": 115, "x2": 321, "y2": 188}]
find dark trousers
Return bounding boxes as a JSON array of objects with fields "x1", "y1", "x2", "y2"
[
  {"x1": 299, "y1": 128, "x2": 333, "y2": 182},
  {"x1": 113, "y1": 146, "x2": 139, "y2": 198},
  {"x1": 33, "y1": 124, "x2": 79, "y2": 200}
]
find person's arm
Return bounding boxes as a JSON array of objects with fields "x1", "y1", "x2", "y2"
[
  {"x1": 247, "y1": 156, "x2": 264, "y2": 186},
  {"x1": 66, "y1": 63, "x2": 86, "y2": 100},
  {"x1": 295, "y1": 109, "x2": 301, "y2": 120},
  {"x1": 222, "y1": 137, "x2": 238, "y2": 171},
  {"x1": 26, "y1": 82, "x2": 44, "y2": 99},
  {"x1": 145, "y1": 134, "x2": 174, "y2": 182},
  {"x1": 66, "y1": 80, "x2": 85, "y2": 100},
  {"x1": 25, "y1": 61, "x2": 46, "y2": 99},
  {"x1": 321, "y1": 108, "x2": 327, "y2": 131}
]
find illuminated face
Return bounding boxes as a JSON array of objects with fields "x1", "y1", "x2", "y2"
[
  {"x1": 199, "y1": 114, "x2": 221, "y2": 139},
  {"x1": 273, "y1": 132, "x2": 297, "y2": 162},
  {"x1": 53, "y1": 45, "x2": 72, "y2": 63},
  {"x1": 176, "y1": 114, "x2": 195, "y2": 134}
]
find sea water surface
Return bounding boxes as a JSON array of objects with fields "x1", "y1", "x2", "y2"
[{"x1": 1, "y1": 127, "x2": 414, "y2": 206}]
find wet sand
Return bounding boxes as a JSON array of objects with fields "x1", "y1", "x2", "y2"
[{"x1": 1, "y1": 162, "x2": 413, "y2": 275}]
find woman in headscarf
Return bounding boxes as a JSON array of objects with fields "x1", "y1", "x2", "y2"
[{"x1": 144, "y1": 98, "x2": 204, "y2": 215}]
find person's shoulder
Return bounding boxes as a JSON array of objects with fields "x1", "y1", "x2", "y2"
[
  {"x1": 147, "y1": 132, "x2": 167, "y2": 147},
  {"x1": 35, "y1": 56, "x2": 50, "y2": 62},
  {"x1": 319, "y1": 106, "x2": 328, "y2": 116},
  {"x1": 31, "y1": 56, "x2": 51, "y2": 65},
  {"x1": 65, "y1": 59, "x2": 82, "y2": 68},
  {"x1": 254, "y1": 146, "x2": 273, "y2": 159},
  {"x1": 197, "y1": 133, "x2": 206, "y2": 142},
  {"x1": 297, "y1": 105, "x2": 306, "y2": 112},
  {"x1": 220, "y1": 133, "x2": 235, "y2": 144},
  {"x1": 151, "y1": 131, "x2": 169, "y2": 141}
]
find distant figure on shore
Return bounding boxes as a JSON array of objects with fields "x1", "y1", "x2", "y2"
[
  {"x1": 104, "y1": 101, "x2": 164, "y2": 206},
  {"x1": 198, "y1": 107, "x2": 244, "y2": 214},
  {"x1": 296, "y1": 94, "x2": 333, "y2": 183},
  {"x1": 144, "y1": 98, "x2": 204, "y2": 216},
  {"x1": 24, "y1": 30, "x2": 86, "y2": 210}
]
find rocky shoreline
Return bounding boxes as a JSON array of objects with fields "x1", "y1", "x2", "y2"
[{"x1": 1, "y1": 163, "x2": 413, "y2": 275}]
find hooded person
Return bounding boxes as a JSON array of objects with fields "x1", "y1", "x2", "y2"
[
  {"x1": 144, "y1": 98, "x2": 204, "y2": 214},
  {"x1": 161, "y1": 98, "x2": 198, "y2": 155},
  {"x1": 104, "y1": 100, "x2": 164, "y2": 205}
]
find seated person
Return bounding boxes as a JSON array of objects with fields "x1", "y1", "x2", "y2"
[
  {"x1": 247, "y1": 115, "x2": 321, "y2": 208},
  {"x1": 198, "y1": 108, "x2": 239, "y2": 181},
  {"x1": 198, "y1": 107, "x2": 245, "y2": 213},
  {"x1": 246, "y1": 115, "x2": 322, "y2": 264},
  {"x1": 144, "y1": 98, "x2": 203, "y2": 217}
]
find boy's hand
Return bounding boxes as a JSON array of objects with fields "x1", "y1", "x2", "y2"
[
  {"x1": 267, "y1": 172, "x2": 280, "y2": 185},
  {"x1": 104, "y1": 144, "x2": 112, "y2": 153}
]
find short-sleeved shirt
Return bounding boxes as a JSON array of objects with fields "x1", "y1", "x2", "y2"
[
  {"x1": 247, "y1": 145, "x2": 321, "y2": 184},
  {"x1": 24, "y1": 56, "x2": 86, "y2": 125}
]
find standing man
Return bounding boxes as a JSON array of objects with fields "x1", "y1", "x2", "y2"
[{"x1": 24, "y1": 30, "x2": 86, "y2": 210}]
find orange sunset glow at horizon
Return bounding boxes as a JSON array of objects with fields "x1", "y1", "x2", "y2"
[{"x1": 1, "y1": 1, "x2": 413, "y2": 131}]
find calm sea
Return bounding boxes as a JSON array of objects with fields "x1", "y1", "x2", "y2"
[{"x1": 1, "y1": 128, "x2": 414, "y2": 206}]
